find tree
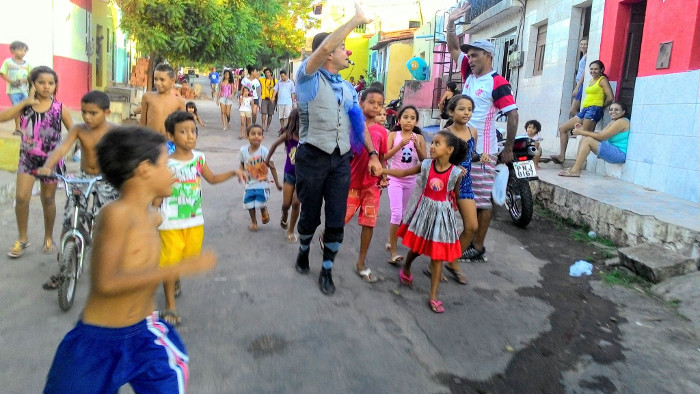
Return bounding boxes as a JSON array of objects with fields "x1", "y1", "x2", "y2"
[
  {"x1": 117, "y1": 0, "x2": 317, "y2": 71},
  {"x1": 257, "y1": 0, "x2": 319, "y2": 68}
]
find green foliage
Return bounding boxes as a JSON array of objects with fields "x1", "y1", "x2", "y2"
[
  {"x1": 600, "y1": 269, "x2": 647, "y2": 289},
  {"x1": 117, "y1": 0, "x2": 317, "y2": 67},
  {"x1": 258, "y1": 0, "x2": 319, "y2": 67}
]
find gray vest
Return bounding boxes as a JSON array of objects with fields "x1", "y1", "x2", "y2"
[{"x1": 299, "y1": 76, "x2": 352, "y2": 155}]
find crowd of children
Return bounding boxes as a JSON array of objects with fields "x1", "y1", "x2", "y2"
[{"x1": 0, "y1": 45, "x2": 549, "y2": 388}]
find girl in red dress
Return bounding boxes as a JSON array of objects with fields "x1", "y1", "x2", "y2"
[{"x1": 378, "y1": 131, "x2": 468, "y2": 313}]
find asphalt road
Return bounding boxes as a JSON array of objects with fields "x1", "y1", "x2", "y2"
[{"x1": 1, "y1": 78, "x2": 699, "y2": 392}]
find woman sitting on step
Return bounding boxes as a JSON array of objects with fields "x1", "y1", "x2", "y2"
[{"x1": 558, "y1": 101, "x2": 630, "y2": 177}]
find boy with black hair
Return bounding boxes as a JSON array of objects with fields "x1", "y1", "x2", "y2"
[
  {"x1": 38, "y1": 90, "x2": 118, "y2": 290},
  {"x1": 273, "y1": 70, "x2": 296, "y2": 128},
  {"x1": 157, "y1": 111, "x2": 245, "y2": 325},
  {"x1": 524, "y1": 119, "x2": 543, "y2": 168},
  {"x1": 240, "y1": 124, "x2": 282, "y2": 231},
  {"x1": 140, "y1": 63, "x2": 186, "y2": 140},
  {"x1": 44, "y1": 126, "x2": 217, "y2": 393},
  {"x1": 260, "y1": 67, "x2": 277, "y2": 132},
  {"x1": 344, "y1": 86, "x2": 388, "y2": 283},
  {"x1": 0, "y1": 40, "x2": 31, "y2": 134}
]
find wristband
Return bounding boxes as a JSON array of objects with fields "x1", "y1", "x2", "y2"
[{"x1": 368, "y1": 150, "x2": 378, "y2": 157}]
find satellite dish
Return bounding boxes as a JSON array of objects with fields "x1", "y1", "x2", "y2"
[{"x1": 406, "y1": 57, "x2": 428, "y2": 81}]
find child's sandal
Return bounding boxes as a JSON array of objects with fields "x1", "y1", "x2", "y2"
[
  {"x1": 399, "y1": 270, "x2": 413, "y2": 286},
  {"x1": 8, "y1": 241, "x2": 30, "y2": 258},
  {"x1": 429, "y1": 299, "x2": 445, "y2": 313},
  {"x1": 280, "y1": 209, "x2": 288, "y2": 230}
]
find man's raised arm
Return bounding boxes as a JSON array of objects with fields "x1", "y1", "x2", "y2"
[
  {"x1": 446, "y1": 2, "x2": 472, "y2": 65},
  {"x1": 305, "y1": 2, "x2": 373, "y2": 75}
]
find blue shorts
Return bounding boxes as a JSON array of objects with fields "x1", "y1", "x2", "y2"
[
  {"x1": 219, "y1": 96, "x2": 235, "y2": 106},
  {"x1": 8, "y1": 92, "x2": 27, "y2": 105},
  {"x1": 45, "y1": 314, "x2": 188, "y2": 393},
  {"x1": 244, "y1": 188, "x2": 270, "y2": 209},
  {"x1": 577, "y1": 105, "x2": 604, "y2": 122},
  {"x1": 597, "y1": 141, "x2": 626, "y2": 164},
  {"x1": 284, "y1": 172, "x2": 296, "y2": 185},
  {"x1": 574, "y1": 83, "x2": 583, "y2": 101}
]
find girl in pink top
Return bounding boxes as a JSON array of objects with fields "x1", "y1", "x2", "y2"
[
  {"x1": 384, "y1": 105, "x2": 427, "y2": 263},
  {"x1": 217, "y1": 70, "x2": 234, "y2": 131}
]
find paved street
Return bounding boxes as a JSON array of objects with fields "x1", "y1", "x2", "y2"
[{"x1": 2, "y1": 79, "x2": 700, "y2": 392}]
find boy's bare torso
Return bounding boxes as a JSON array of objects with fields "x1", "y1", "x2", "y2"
[
  {"x1": 81, "y1": 202, "x2": 163, "y2": 327},
  {"x1": 77, "y1": 122, "x2": 114, "y2": 175},
  {"x1": 142, "y1": 92, "x2": 184, "y2": 134}
]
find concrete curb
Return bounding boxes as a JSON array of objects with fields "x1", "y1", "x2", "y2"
[{"x1": 531, "y1": 179, "x2": 700, "y2": 253}]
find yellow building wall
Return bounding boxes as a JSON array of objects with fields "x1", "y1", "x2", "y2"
[
  {"x1": 385, "y1": 41, "x2": 414, "y2": 102},
  {"x1": 90, "y1": 0, "x2": 117, "y2": 90},
  {"x1": 339, "y1": 36, "x2": 369, "y2": 83}
]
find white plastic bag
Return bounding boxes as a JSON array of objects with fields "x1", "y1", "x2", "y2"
[
  {"x1": 492, "y1": 164, "x2": 508, "y2": 206},
  {"x1": 569, "y1": 260, "x2": 593, "y2": 277}
]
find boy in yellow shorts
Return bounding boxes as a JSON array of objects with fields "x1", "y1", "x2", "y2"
[{"x1": 158, "y1": 111, "x2": 246, "y2": 325}]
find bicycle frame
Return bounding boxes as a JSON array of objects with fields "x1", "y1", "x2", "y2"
[{"x1": 55, "y1": 174, "x2": 102, "y2": 277}]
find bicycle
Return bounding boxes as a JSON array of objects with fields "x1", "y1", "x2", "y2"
[{"x1": 54, "y1": 173, "x2": 102, "y2": 311}]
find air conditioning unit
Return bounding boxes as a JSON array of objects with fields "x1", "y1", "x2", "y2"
[{"x1": 508, "y1": 51, "x2": 524, "y2": 69}]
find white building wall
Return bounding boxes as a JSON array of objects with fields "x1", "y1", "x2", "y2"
[
  {"x1": 611, "y1": 70, "x2": 700, "y2": 203},
  {"x1": 450, "y1": 0, "x2": 699, "y2": 203},
  {"x1": 0, "y1": 0, "x2": 54, "y2": 68},
  {"x1": 52, "y1": 0, "x2": 89, "y2": 63},
  {"x1": 462, "y1": 0, "x2": 605, "y2": 158}
]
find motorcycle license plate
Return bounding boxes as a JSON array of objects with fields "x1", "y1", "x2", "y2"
[{"x1": 513, "y1": 161, "x2": 537, "y2": 179}]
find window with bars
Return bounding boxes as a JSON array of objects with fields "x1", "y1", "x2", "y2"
[{"x1": 533, "y1": 24, "x2": 547, "y2": 76}]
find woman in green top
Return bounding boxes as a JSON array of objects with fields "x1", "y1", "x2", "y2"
[{"x1": 558, "y1": 101, "x2": 630, "y2": 177}]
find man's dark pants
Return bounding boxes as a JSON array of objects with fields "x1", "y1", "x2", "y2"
[{"x1": 295, "y1": 143, "x2": 351, "y2": 266}]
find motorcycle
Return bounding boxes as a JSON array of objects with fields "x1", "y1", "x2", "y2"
[
  {"x1": 177, "y1": 73, "x2": 190, "y2": 85},
  {"x1": 496, "y1": 129, "x2": 538, "y2": 228},
  {"x1": 385, "y1": 97, "x2": 402, "y2": 131}
]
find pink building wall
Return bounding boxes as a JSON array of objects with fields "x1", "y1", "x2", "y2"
[{"x1": 403, "y1": 80, "x2": 436, "y2": 109}]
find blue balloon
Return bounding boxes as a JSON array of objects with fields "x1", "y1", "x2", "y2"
[{"x1": 406, "y1": 57, "x2": 428, "y2": 81}]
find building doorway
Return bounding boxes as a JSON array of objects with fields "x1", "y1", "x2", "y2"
[
  {"x1": 96, "y1": 25, "x2": 103, "y2": 87},
  {"x1": 618, "y1": 1, "x2": 646, "y2": 116}
]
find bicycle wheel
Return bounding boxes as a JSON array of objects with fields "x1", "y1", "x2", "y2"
[{"x1": 58, "y1": 241, "x2": 79, "y2": 312}]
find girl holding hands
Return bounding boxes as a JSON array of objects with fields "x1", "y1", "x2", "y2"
[
  {"x1": 379, "y1": 131, "x2": 468, "y2": 313},
  {"x1": 384, "y1": 105, "x2": 426, "y2": 264}
]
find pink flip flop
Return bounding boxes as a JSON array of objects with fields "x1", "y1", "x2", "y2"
[
  {"x1": 399, "y1": 270, "x2": 413, "y2": 286},
  {"x1": 429, "y1": 299, "x2": 445, "y2": 313}
]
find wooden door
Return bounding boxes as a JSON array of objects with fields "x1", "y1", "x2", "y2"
[{"x1": 619, "y1": 1, "x2": 646, "y2": 116}]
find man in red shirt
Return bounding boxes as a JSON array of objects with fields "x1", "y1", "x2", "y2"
[{"x1": 344, "y1": 86, "x2": 388, "y2": 283}]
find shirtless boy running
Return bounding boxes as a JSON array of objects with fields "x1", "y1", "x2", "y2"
[
  {"x1": 140, "y1": 63, "x2": 185, "y2": 145},
  {"x1": 44, "y1": 126, "x2": 216, "y2": 393}
]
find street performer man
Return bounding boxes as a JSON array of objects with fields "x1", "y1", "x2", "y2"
[{"x1": 294, "y1": 2, "x2": 382, "y2": 296}]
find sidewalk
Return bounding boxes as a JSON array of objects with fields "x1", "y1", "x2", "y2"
[
  {"x1": 421, "y1": 125, "x2": 700, "y2": 253},
  {"x1": 532, "y1": 165, "x2": 699, "y2": 253}
]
